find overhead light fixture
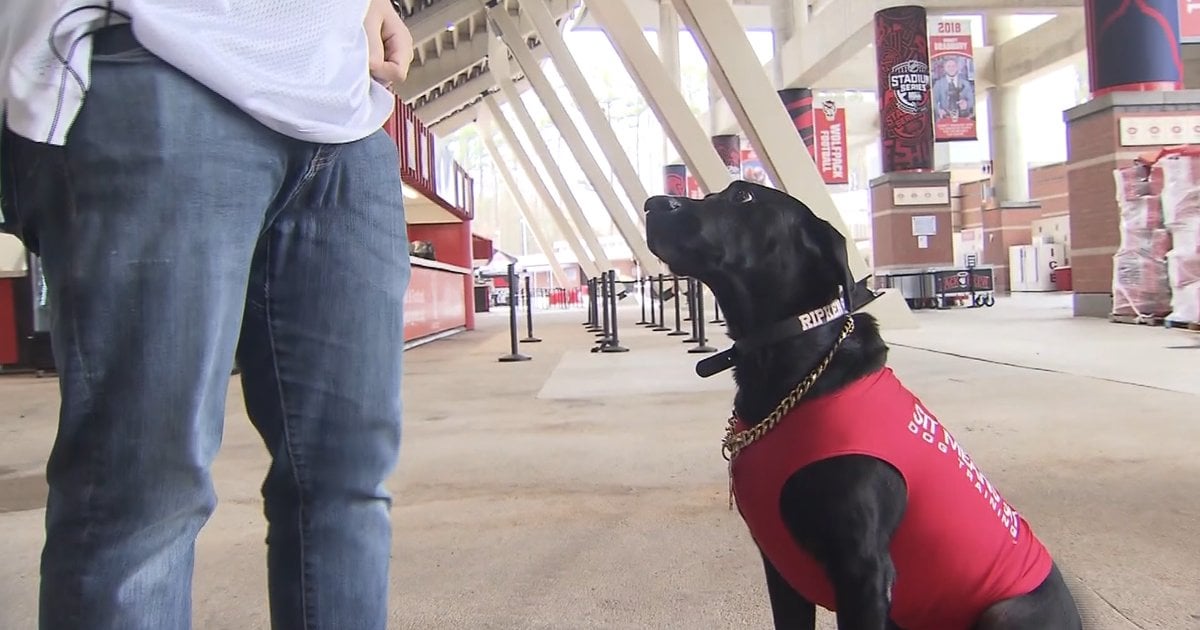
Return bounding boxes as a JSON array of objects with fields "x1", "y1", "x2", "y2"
[{"x1": 402, "y1": 185, "x2": 420, "y2": 199}]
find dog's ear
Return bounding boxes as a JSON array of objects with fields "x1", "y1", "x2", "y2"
[
  {"x1": 815, "y1": 215, "x2": 881, "y2": 311},
  {"x1": 801, "y1": 205, "x2": 858, "y2": 305}
]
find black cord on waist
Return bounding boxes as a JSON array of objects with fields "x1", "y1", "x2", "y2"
[{"x1": 45, "y1": 3, "x2": 133, "y2": 142}]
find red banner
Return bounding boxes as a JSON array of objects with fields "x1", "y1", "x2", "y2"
[
  {"x1": 404, "y1": 265, "x2": 467, "y2": 342},
  {"x1": 929, "y1": 18, "x2": 978, "y2": 142},
  {"x1": 813, "y1": 100, "x2": 849, "y2": 185}
]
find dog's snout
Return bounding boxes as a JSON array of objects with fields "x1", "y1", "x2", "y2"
[{"x1": 645, "y1": 195, "x2": 687, "y2": 214}]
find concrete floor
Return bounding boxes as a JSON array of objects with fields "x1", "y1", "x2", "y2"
[{"x1": 1, "y1": 293, "x2": 1197, "y2": 629}]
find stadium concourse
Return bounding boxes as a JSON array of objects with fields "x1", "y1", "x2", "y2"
[{"x1": 1, "y1": 294, "x2": 1197, "y2": 629}]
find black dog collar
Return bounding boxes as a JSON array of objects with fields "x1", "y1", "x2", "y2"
[{"x1": 695, "y1": 278, "x2": 881, "y2": 379}]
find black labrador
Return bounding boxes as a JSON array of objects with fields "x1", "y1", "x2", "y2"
[{"x1": 644, "y1": 181, "x2": 1082, "y2": 630}]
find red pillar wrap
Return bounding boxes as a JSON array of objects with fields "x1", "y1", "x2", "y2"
[
  {"x1": 875, "y1": 5, "x2": 934, "y2": 173},
  {"x1": 664, "y1": 164, "x2": 688, "y2": 195},
  {"x1": 779, "y1": 88, "x2": 816, "y2": 158},
  {"x1": 1085, "y1": 0, "x2": 1183, "y2": 97},
  {"x1": 712, "y1": 135, "x2": 742, "y2": 178}
]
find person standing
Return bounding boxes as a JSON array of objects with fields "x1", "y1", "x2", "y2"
[{"x1": 1, "y1": 1, "x2": 415, "y2": 629}]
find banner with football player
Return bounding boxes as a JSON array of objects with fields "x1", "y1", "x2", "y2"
[{"x1": 929, "y1": 18, "x2": 978, "y2": 142}]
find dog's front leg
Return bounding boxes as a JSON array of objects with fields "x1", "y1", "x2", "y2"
[
  {"x1": 823, "y1": 549, "x2": 896, "y2": 629},
  {"x1": 761, "y1": 552, "x2": 816, "y2": 630},
  {"x1": 779, "y1": 455, "x2": 907, "y2": 630}
]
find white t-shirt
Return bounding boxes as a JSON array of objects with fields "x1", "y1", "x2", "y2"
[{"x1": 1, "y1": 0, "x2": 396, "y2": 145}]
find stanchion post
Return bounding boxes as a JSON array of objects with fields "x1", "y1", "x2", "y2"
[
  {"x1": 711, "y1": 298, "x2": 724, "y2": 325},
  {"x1": 592, "y1": 272, "x2": 612, "y2": 352},
  {"x1": 586, "y1": 277, "x2": 602, "y2": 332},
  {"x1": 668, "y1": 275, "x2": 688, "y2": 336},
  {"x1": 601, "y1": 270, "x2": 629, "y2": 353},
  {"x1": 598, "y1": 273, "x2": 611, "y2": 339},
  {"x1": 521, "y1": 274, "x2": 542, "y2": 344},
  {"x1": 583, "y1": 278, "x2": 594, "y2": 327},
  {"x1": 653, "y1": 274, "x2": 670, "y2": 332},
  {"x1": 683, "y1": 280, "x2": 694, "y2": 322},
  {"x1": 684, "y1": 278, "x2": 700, "y2": 343},
  {"x1": 689, "y1": 281, "x2": 717, "y2": 354},
  {"x1": 644, "y1": 275, "x2": 658, "y2": 328},
  {"x1": 637, "y1": 275, "x2": 649, "y2": 325},
  {"x1": 498, "y1": 263, "x2": 532, "y2": 363}
]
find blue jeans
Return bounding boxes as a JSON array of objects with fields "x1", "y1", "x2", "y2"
[{"x1": 1, "y1": 25, "x2": 410, "y2": 630}]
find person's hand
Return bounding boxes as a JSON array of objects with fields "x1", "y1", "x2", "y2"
[
  {"x1": 366, "y1": 0, "x2": 414, "y2": 90},
  {"x1": 937, "y1": 108, "x2": 945, "y2": 119},
  {"x1": 958, "y1": 99, "x2": 968, "y2": 111}
]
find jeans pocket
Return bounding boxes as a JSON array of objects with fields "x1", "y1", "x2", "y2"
[
  {"x1": 90, "y1": 24, "x2": 156, "y2": 64},
  {"x1": 0, "y1": 125, "x2": 66, "y2": 255}
]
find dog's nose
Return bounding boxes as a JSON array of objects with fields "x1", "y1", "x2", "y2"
[{"x1": 645, "y1": 195, "x2": 684, "y2": 214}]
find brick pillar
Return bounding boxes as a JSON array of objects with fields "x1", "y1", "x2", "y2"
[
  {"x1": 980, "y1": 201, "x2": 1043, "y2": 294},
  {"x1": 1064, "y1": 91, "x2": 1200, "y2": 317},
  {"x1": 870, "y1": 172, "x2": 954, "y2": 273}
]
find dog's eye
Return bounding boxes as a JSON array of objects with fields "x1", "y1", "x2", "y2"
[{"x1": 735, "y1": 189, "x2": 754, "y2": 204}]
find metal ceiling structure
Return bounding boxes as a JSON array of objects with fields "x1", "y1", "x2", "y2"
[
  {"x1": 393, "y1": 0, "x2": 574, "y2": 132},
  {"x1": 394, "y1": 0, "x2": 778, "y2": 134}
]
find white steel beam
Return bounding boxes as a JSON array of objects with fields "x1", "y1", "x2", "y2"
[
  {"x1": 428, "y1": 106, "x2": 479, "y2": 136},
  {"x1": 488, "y1": 34, "x2": 615, "y2": 273},
  {"x1": 483, "y1": 2, "x2": 662, "y2": 275},
  {"x1": 586, "y1": 0, "x2": 732, "y2": 195},
  {"x1": 407, "y1": 1, "x2": 478, "y2": 45},
  {"x1": 668, "y1": 0, "x2": 862, "y2": 274},
  {"x1": 478, "y1": 115, "x2": 572, "y2": 287},
  {"x1": 481, "y1": 95, "x2": 602, "y2": 279},
  {"x1": 668, "y1": 0, "x2": 915, "y2": 328},
  {"x1": 522, "y1": 0, "x2": 651, "y2": 227}
]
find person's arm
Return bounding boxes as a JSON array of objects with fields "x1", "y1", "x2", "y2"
[{"x1": 365, "y1": 0, "x2": 414, "y2": 89}]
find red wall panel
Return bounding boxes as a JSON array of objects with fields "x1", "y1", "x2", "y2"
[
  {"x1": 405, "y1": 266, "x2": 468, "y2": 342},
  {"x1": 407, "y1": 224, "x2": 470, "y2": 267},
  {"x1": 0, "y1": 279, "x2": 18, "y2": 365}
]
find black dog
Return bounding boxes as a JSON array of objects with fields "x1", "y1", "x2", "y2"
[{"x1": 644, "y1": 181, "x2": 1082, "y2": 630}]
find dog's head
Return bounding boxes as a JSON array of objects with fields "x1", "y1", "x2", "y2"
[{"x1": 644, "y1": 181, "x2": 857, "y2": 334}]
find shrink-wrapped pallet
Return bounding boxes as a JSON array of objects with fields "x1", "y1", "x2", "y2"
[
  {"x1": 1112, "y1": 165, "x2": 1173, "y2": 318},
  {"x1": 1129, "y1": 149, "x2": 1200, "y2": 324},
  {"x1": 1111, "y1": 236, "x2": 1173, "y2": 318}
]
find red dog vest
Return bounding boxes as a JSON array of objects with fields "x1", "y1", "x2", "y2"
[{"x1": 731, "y1": 367, "x2": 1052, "y2": 630}]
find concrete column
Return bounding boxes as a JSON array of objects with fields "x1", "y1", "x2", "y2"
[
  {"x1": 659, "y1": 0, "x2": 682, "y2": 168},
  {"x1": 487, "y1": 36, "x2": 615, "y2": 273},
  {"x1": 480, "y1": 96, "x2": 602, "y2": 280},
  {"x1": 659, "y1": 1, "x2": 681, "y2": 89},
  {"x1": 478, "y1": 119, "x2": 571, "y2": 288},
  {"x1": 986, "y1": 16, "x2": 1029, "y2": 204},
  {"x1": 484, "y1": 5, "x2": 661, "y2": 275},
  {"x1": 521, "y1": 0, "x2": 651, "y2": 228},
  {"x1": 769, "y1": 0, "x2": 803, "y2": 89},
  {"x1": 590, "y1": 0, "x2": 731, "y2": 194},
  {"x1": 1074, "y1": 53, "x2": 1091, "y2": 103},
  {"x1": 987, "y1": 85, "x2": 1029, "y2": 203},
  {"x1": 1184, "y1": 44, "x2": 1200, "y2": 89},
  {"x1": 668, "y1": 0, "x2": 915, "y2": 328}
]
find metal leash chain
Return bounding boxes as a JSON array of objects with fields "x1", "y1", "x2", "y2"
[{"x1": 721, "y1": 316, "x2": 856, "y2": 510}]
